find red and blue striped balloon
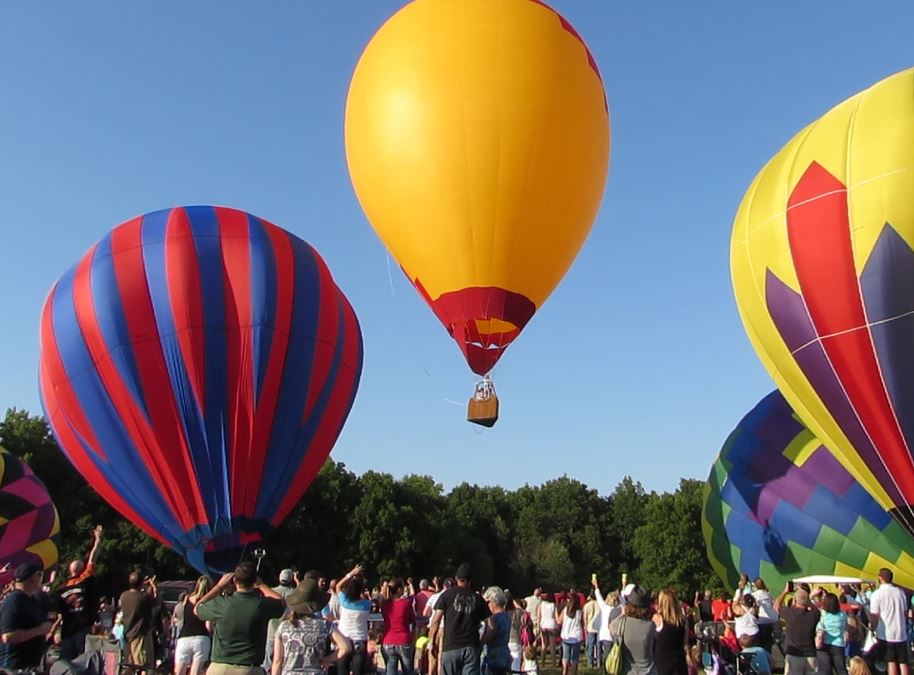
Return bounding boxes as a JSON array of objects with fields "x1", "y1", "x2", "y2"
[{"x1": 38, "y1": 206, "x2": 363, "y2": 573}]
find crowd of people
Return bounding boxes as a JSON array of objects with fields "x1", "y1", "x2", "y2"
[{"x1": 0, "y1": 530, "x2": 912, "y2": 675}]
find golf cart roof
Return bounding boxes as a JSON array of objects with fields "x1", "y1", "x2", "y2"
[{"x1": 792, "y1": 575, "x2": 874, "y2": 584}]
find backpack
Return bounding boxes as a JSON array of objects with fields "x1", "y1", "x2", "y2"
[{"x1": 521, "y1": 611, "x2": 536, "y2": 647}]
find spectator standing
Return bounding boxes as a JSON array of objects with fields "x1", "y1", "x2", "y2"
[
  {"x1": 428, "y1": 564, "x2": 490, "y2": 675},
  {"x1": 775, "y1": 584, "x2": 820, "y2": 675},
  {"x1": 56, "y1": 524, "x2": 102, "y2": 660},
  {"x1": 335, "y1": 565, "x2": 373, "y2": 675},
  {"x1": 482, "y1": 587, "x2": 512, "y2": 675},
  {"x1": 869, "y1": 568, "x2": 909, "y2": 675},
  {"x1": 0, "y1": 563, "x2": 53, "y2": 669},
  {"x1": 583, "y1": 591, "x2": 599, "y2": 668},
  {"x1": 174, "y1": 576, "x2": 214, "y2": 675},
  {"x1": 264, "y1": 569, "x2": 298, "y2": 670},
  {"x1": 816, "y1": 592, "x2": 847, "y2": 675},
  {"x1": 119, "y1": 571, "x2": 159, "y2": 674},
  {"x1": 609, "y1": 586, "x2": 657, "y2": 675},
  {"x1": 591, "y1": 577, "x2": 620, "y2": 666},
  {"x1": 272, "y1": 579, "x2": 349, "y2": 675},
  {"x1": 196, "y1": 562, "x2": 285, "y2": 675},
  {"x1": 380, "y1": 578, "x2": 416, "y2": 675}
]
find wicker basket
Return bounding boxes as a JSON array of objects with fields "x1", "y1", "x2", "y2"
[{"x1": 467, "y1": 393, "x2": 499, "y2": 427}]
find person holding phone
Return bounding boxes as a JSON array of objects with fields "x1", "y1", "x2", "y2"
[
  {"x1": 118, "y1": 571, "x2": 159, "y2": 675},
  {"x1": 775, "y1": 583, "x2": 820, "y2": 675},
  {"x1": 336, "y1": 565, "x2": 373, "y2": 675},
  {"x1": 195, "y1": 562, "x2": 285, "y2": 675}
]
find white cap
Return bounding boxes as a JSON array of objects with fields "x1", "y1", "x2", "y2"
[{"x1": 279, "y1": 569, "x2": 294, "y2": 584}]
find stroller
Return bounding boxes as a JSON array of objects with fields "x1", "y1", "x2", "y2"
[{"x1": 695, "y1": 622, "x2": 770, "y2": 675}]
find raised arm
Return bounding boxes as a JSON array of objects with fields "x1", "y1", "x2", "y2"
[
  {"x1": 87, "y1": 525, "x2": 103, "y2": 566},
  {"x1": 335, "y1": 566, "x2": 363, "y2": 594},
  {"x1": 773, "y1": 583, "x2": 790, "y2": 612}
]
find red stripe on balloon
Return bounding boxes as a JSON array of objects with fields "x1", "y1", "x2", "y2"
[
  {"x1": 245, "y1": 218, "x2": 293, "y2": 516},
  {"x1": 275, "y1": 299, "x2": 360, "y2": 524},
  {"x1": 38, "y1": 284, "x2": 105, "y2": 461},
  {"x1": 787, "y1": 161, "x2": 914, "y2": 500},
  {"x1": 39, "y1": 290, "x2": 167, "y2": 543},
  {"x1": 165, "y1": 208, "x2": 206, "y2": 414},
  {"x1": 216, "y1": 207, "x2": 255, "y2": 517},
  {"x1": 110, "y1": 218, "x2": 206, "y2": 531}
]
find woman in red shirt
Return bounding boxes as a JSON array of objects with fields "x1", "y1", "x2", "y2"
[{"x1": 380, "y1": 578, "x2": 416, "y2": 675}]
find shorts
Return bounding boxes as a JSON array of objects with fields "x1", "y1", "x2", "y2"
[
  {"x1": 126, "y1": 632, "x2": 154, "y2": 668},
  {"x1": 175, "y1": 635, "x2": 212, "y2": 665},
  {"x1": 561, "y1": 641, "x2": 581, "y2": 663},
  {"x1": 877, "y1": 639, "x2": 908, "y2": 665}
]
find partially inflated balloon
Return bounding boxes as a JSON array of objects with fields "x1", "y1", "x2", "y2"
[
  {"x1": 703, "y1": 391, "x2": 914, "y2": 591},
  {"x1": 731, "y1": 68, "x2": 914, "y2": 533},
  {"x1": 0, "y1": 447, "x2": 59, "y2": 573},
  {"x1": 346, "y1": 0, "x2": 609, "y2": 375},
  {"x1": 39, "y1": 206, "x2": 362, "y2": 573}
]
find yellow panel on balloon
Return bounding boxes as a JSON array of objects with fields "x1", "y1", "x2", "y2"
[
  {"x1": 346, "y1": 0, "x2": 610, "y2": 374},
  {"x1": 731, "y1": 68, "x2": 914, "y2": 531}
]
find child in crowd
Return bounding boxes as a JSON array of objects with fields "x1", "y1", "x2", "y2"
[{"x1": 849, "y1": 656, "x2": 872, "y2": 675}]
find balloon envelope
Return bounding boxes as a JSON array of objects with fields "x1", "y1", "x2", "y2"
[
  {"x1": 345, "y1": 0, "x2": 610, "y2": 375},
  {"x1": 0, "y1": 447, "x2": 59, "y2": 573},
  {"x1": 703, "y1": 391, "x2": 914, "y2": 591},
  {"x1": 39, "y1": 206, "x2": 363, "y2": 572},
  {"x1": 731, "y1": 68, "x2": 914, "y2": 533}
]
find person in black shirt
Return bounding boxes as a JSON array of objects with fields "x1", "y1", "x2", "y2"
[
  {"x1": 56, "y1": 524, "x2": 102, "y2": 660},
  {"x1": 429, "y1": 564, "x2": 490, "y2": 675},
  {"x1": 774, "y1": 583, "x2": 820, "y2": 675},
  {"x1": 694, "y1": 590, "x2": 713, "y2": 623},
  {"x1": 0, "y1": 563, "x2": 53, "y2": 669}
]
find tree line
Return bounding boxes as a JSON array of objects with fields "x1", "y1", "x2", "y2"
[{"x1": 0, "y1": 408, "x2": 719, "y2": 596}]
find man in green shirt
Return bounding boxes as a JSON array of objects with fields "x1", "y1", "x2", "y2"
[{"x1": 196, "y1": 562, "x2": 285, "y2": 675}]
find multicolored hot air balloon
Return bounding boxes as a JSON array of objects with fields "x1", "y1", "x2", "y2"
[
  {"x1": 39, "y1": 206, "x2": 363, "y2": 573},
  {"x1": 731, "y1": 68, "x2": 914, "y2": 535},
  {"x1": 0, "y1": 447, "x2": 59, "y2": 573},
  {"x1": 703, "y1": 391, "x2": 914, "y2": 592},
  {"x1": 345, "y1": 0, "x2": 610, "y2": 391}
]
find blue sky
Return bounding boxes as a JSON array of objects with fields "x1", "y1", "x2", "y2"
[{"x1": 2, "y1": 1, "x2": 913, "y2": 496}]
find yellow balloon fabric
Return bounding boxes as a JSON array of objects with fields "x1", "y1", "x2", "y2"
[
  {"x1": 345, "y1": 0, "x2": 610, "y2": 375},
  {"x1": 731, "y1": 67, "x2": 914, "y2": 532}
]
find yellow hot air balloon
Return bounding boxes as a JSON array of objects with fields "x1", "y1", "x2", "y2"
[
  {"x1": 345, "y1": 0, "x2": 610, "y2": 423},
  {"x1": 731, "y1": 67, "x2": 914, "y2": 533}
]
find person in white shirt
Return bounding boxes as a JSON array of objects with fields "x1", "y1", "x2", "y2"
[
  {"x1": 590, "y1": 577, "x2": 620, "y2": 665},
  {"x1": 869, "y1": 567, "x2": 910, "y2": 675}
]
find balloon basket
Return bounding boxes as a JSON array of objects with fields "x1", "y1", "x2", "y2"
[{"x1": 467, "y1": 376, "x2": 499, "y2": 428}]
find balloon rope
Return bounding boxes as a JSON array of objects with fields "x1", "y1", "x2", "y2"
[
  {"x1": 385, "y1": 251, "x2": 396, "y2": 296},
  {"x1": 380, "y1": 253, "x2": 466, "y2": 410}
]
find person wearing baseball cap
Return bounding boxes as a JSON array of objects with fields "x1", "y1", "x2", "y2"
[{"x1": 0, "y1": 562, "x2": 52, "y2": 669}]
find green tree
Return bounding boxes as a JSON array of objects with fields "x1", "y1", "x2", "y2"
[
  {"x1": 606, "y1": 477, "x2": 652, "y2": 582},
  {"x1": 513, "y1": 477, "x2": 611, "y2": 590},
  {"x1": 632, "y1": 478, "x2": 717, "y2": 593}
]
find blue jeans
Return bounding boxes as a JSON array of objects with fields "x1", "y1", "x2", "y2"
[
  {"x1": 383, "y1": 644, "x2": 415, "y2": 675},
  {"x1": 441, "y1": 646, "x2": 481, "y2": 675},
  {"x1": 599, "y1": 640, "x2": 612, "y2": 666},
  {"x1": 338, "y1": 639, "x2": 368, "y2": 675},
  {"x1": 585, "y1": 633, "x2": 598, "y2": 667},
  {"x1": 561, "y1": 641, "x2": 581, "y2": 664}
]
